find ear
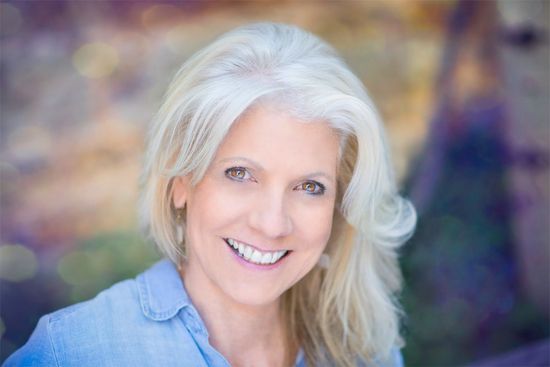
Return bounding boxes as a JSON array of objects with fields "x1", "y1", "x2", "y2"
[{"x1": 172, "y1": 176, "x2": 190, "y2": 209}]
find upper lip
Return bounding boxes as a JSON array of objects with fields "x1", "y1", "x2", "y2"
[{"x1": 223, "y1": 237, "x2": 288, "y2": 253}]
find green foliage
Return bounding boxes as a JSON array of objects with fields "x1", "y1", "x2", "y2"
[{"x1": 56, "y1": 231, "x2": 161, "y2": 303}]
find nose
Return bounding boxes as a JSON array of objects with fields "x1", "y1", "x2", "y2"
[{"x1": 248, "y1": 189, "x2": 293, "y2": 239}]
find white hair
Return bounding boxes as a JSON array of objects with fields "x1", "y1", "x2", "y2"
[{"x1": 140, "y1": 22, "x2": 416, "y2": 366}]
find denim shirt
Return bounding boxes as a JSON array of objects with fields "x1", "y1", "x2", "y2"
[{"x1": 4, "y1": 259, "x2": 404, "y2": 367}]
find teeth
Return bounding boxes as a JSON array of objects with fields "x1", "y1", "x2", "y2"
[
  {"x1": 271, "y1": 251, "x2": 284, "y2": 263},
  {"x1": 251, "y1": 250, "x2": 262, "y2": 263},
  {"x1": 244, "y1": 247, "x2": 253, "y2": 260},
  {"x1": 261, "y1": 253, "x2": 272, "y2": 264},
  {"x1": 225, "y1": 238, "x2": 288, "y2": 266}
]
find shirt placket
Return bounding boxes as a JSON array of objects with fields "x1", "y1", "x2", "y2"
[{"x1": 179, "y1": 308, "x2": 232, "y2": 367}]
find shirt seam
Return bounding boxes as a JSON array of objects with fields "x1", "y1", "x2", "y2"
[
  {"x1": 137, "y1": 273, "x2": 152, "y2": 318},
  {"x1": 46, "y1": 315, "x2": 61, "y2": 367}
]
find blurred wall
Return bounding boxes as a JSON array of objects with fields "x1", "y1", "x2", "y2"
[
  {"x1": 498, "y1": 0, "x2": 549, "y2": 318},
  {"x1": 403, "y1": 0, "x2": 549, "y2": 365}
]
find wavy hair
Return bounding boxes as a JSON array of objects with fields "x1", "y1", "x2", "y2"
[{"x1": 140, "y1": 22, "x2": 416, "y2": 366}]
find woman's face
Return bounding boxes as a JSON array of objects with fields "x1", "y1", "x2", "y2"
[{"x1": 173, "y1": 104, "x2": 340, "y2": 307}]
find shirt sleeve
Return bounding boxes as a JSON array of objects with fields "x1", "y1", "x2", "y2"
[
  {"x1": 373, "y1": 347, "x2": 405, "y2": 367},
  {"x1": 392, "y1": 348, "x2": 405, "y2": 367},
  {"x1": 2, "y1": 316, "x2": 59, "y2": 367}
]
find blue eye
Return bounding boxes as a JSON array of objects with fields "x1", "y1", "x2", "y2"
[
  {"x1": 297, "y1": 181, "x2": 325, "y2": 195},
  {"x1": 225, "y1": 167, "x2": 252, "y2": 181}
]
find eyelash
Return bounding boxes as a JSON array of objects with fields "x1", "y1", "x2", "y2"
[{"x1": 224, "y1": 167, "x2": 326, "y2": 196}]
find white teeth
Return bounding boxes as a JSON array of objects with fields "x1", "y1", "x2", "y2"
[
  {"x1": 244, "y1": 247, "x2": 253, "y2": 260},
  {"x1": 271, "y1": 251, "x2": 285, "y2": 264},
  {"x1": 261, "y1": 253, "x2": 272, "y2": 264},
  {"x1": 225, "y1": 238, "x2": 288, "y2": 265},
  {"x1": 251, "y1": 250, "x2": 262, "y2": 263}
]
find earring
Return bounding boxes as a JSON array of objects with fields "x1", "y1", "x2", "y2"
[
  {"x1": 175, "y1": 207, "x2": 185, "y2": 221},
  {"x1": 175, "y1": 207, "x2": 185, "y2": 249}
]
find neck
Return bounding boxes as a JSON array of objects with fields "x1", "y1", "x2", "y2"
[{"x1": 180, "y1": 261, "x2": 295, "y2": 367}]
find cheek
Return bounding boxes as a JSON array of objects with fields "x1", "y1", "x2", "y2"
[
  {"x1": 294, "y1": 202, "x2": 335, "y2": 250},
  {"x1": 187, "y1": 182, "x2": 246, "y2": 234}
]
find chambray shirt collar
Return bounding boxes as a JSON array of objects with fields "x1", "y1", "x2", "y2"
[{"x1": 137, "y1": 259, "x2": 193, "y2": 321}]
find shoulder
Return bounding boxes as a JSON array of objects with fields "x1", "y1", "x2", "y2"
[
  {"x1": 374, "y1": 347, "x2": 404, "y2": 367},
  {"x1": 2, "y1": 315, "x2": 57, "y2": 367},
  {"x1": 3, "y1": 278, "x2": 140, "y2": 366},
  {"x1": 50, "y1": 277, "x2": 143, "y2": 329},
  {"x1": 50, "y1": 278, "x2": 144, "y2": 343},
  {"x1": 4, "y1": 259, "x2": 213, "y2": 366},
  {"x1": 389, "y1": 347, "x2": 404, "y2": 367},
  {"x1": 3, "y1": 260, "x2": 201, "y2": 367}
]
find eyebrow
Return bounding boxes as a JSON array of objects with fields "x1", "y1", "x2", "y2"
[
  {"x1": 217, "y1": 156, "x2": 335, "y2": 183},
  {"x1": 301, "y1": 171, "x2": 336, "y2": 183},
  {"x1": 217, "y1": 156, "x2": 264, "y2": 170}
]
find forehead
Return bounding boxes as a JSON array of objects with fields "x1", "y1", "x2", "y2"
[{"x1": 215, "y1": 104, "x2": 341, "y2": 174}]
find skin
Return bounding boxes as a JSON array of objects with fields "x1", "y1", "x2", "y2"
[{"x1": 172, "y1": 104, "x2": 340, "y2": 367}]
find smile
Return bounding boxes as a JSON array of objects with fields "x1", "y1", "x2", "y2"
[{"x1": 224, "y1": 238, "x2": 288, "y2": 265}]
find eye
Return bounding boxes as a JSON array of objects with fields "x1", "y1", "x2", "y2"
[
  {"x1": 225, "y1": 167, "x2": 253, "y2": 181},
  {"x1": 296, "y1": 181, "x2": 325, "y2": 195}
]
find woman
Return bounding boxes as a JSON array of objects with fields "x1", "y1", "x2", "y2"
[{"x1": 5, "y1": 23, "x2": 416, "y2": 367}]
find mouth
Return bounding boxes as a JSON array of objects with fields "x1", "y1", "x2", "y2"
[{"x1": 223, "y1": 238, "x2": 289, "y2": 266}]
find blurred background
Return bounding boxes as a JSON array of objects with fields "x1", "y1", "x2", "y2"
[{"x1": 0, "y1": 0, "x2": 548, "y2": 365}]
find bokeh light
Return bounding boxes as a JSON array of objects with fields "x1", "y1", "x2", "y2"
[
  {"x1": 57, "y1": 250, "x2": 106, "y2": 287},
  {"x1": 0, "y1": 245, "x2": 38, "y2": 282},
  {"x1": 72, "y1": 42, "x2": 119, "y2": 79}
]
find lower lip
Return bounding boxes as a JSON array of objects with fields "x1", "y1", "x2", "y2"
[{"x1": 224, "y1": 239, "x2": 288, "y2": 271}]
